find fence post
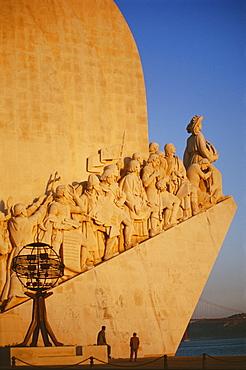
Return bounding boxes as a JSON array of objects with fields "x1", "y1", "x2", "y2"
[
  {"x1": 90, "y1": 356, "x2": 94, "y2": 368},
  {"x1": 11, "y1": 356, "x2": 16, "y2": 367},
  {"x1": 202, "y1": 353, "x2": 207, "y2": 369},
  {"x1": 164, "y1": 354, "x2": 168, "y2": 369}
]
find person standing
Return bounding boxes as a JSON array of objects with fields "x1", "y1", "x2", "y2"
[
  {"x1": 97, "y1": 326, "x2": 111, "y2": 359},
  {"x1": 129, "y1": 332, "x2": 140, "y2": 362}
]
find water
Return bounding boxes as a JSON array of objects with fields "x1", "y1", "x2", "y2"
[{"x1": 176, "y1": 338, "x2": 246, "y2": 356}]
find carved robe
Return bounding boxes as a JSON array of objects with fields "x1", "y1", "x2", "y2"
[
  {"x1": 2, "y1": 205, "x2": 47, "y2": 301},
  {"x1": 183, "y1": 131, "x2": 217, "y2": 169},
  {"x1": 119, "y1": 172, "x2": 150, "y2": 221}
]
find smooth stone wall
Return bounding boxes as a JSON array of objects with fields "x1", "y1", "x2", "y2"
[{"x1": 0, "y1": 0, "x2": 148, "y2": 205}]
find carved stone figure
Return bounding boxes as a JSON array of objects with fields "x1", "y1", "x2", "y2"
[
  {"x1": 120, "y1": 161, "x2": 150, "y2": 218},
  {"x1": 78, "y1": 174, "x2": 105, "y2": 265},
  {"x1": 2, "y1": 194, "x2": 52, "y2": 305},
  {"x1": 183, "y1": 116, "x2": 228, "y2": 206},
  {"x1": 98, "y1": 168, "x2": 134, "y2": 257},
  {"x1": 164, "y1": 143, "x2": 191, "y2": 220},
  {"x1": 186, "y1": 159, "x2": 213, "y2": 215},
  {"x1": 41, "y1": 185, "x2": 93, "y2": 274},
  {"x1": 132, "y1": 153, "x2": 145, "y2": 168},
  {"x1": 142, "y1": 153, "x2": 162, "y2": 237},
  {"x1": 155, "y1": 150, "x2": 168, "y2": 180},
  {"x1": 0, "y1": 213, "x2": 12, "y2": 301},
  {"x1": 119, "y1": 160, "x2": 151, "y2": 242},
  {"x1": 0, "y1": 198, "x2": 13, "y2": 303},
  {"x1": 183, "y1": 115, "x2": 219, "y2": 170},
  {"x1": 156, "y1": 178, "x2": 180, "y2": 229},
  {"x1": 148, "y1": 142, "x2": 159, "y2": 155},
  {"x1": 103, "y1": 163, "x2": 122, "y2": 182},
  {"x1": 206, "y1": 164, "x2": 227, "y2": 203},
  {"x1": 132, "y1": 152, "x2": 145, "y2": 178},
  {"x1": 121, "y1": 152, "x2": 145, "y2": 179}
]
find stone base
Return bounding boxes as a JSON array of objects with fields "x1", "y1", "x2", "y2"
[{"x1": 9, "y1": 345, "x2": 107, "y2": 367}]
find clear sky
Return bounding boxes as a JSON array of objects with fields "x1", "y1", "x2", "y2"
[{"x1": 114, "y1": 0, "x2": 246, "y2": 318}]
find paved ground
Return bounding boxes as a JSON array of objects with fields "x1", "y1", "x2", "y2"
[{"x1": 1, "y1": 355, "x2": 245, "y2": 370}]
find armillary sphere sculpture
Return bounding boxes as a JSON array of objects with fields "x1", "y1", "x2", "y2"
[{"x1": 12, "y1": 242, "x2": 64, "y2": 347}]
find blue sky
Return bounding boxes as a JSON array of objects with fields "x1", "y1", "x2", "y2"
[{"x1": 114, "y1": 0, "x2": 246, "y2": 317}]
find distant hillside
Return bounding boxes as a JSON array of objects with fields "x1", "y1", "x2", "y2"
[{"x1": 185, "y1": 313, "x2": 246, "y2": 340}]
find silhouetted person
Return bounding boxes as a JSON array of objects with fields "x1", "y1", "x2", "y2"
[
  {"x1": 129, "y1": 332, "x2": 140, "y2": 361},
  {"x1": 97, "y1": 325, "x2": 111, "y2": 358}
]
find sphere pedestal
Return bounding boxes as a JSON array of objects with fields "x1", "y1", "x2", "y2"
[
  {"x1": 19, "y1": 291, "x2": 63, "y2": 347},
  {"x1": 11, "y1": 242, "x2": 64, "y2": 347}
]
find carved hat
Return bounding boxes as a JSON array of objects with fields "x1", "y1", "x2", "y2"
[
  {"x1": 104, "y1": 163, "x2": 119, "y2": 177},
  {"x1": 87, "y1": 174, "x2": 100, "y2": 187},
  {"x1": 101, "y1": 168, "x2": 115, "y2": 181},
  {"x1": 186, "y1": 115, "x2": 203, "y2": 133}
]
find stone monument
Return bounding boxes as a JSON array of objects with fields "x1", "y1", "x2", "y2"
[{"x1": 0, "y1": 0, "x2": 237, "y2": 365}]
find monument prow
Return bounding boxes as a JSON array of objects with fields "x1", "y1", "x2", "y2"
[{"x1": 0, "y1": 197, "x2": 237, "y2": 358}]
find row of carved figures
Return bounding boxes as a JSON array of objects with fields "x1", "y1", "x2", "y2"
[{"x1": 0, "y1": 115, "x2": 229, "y2": 309}]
